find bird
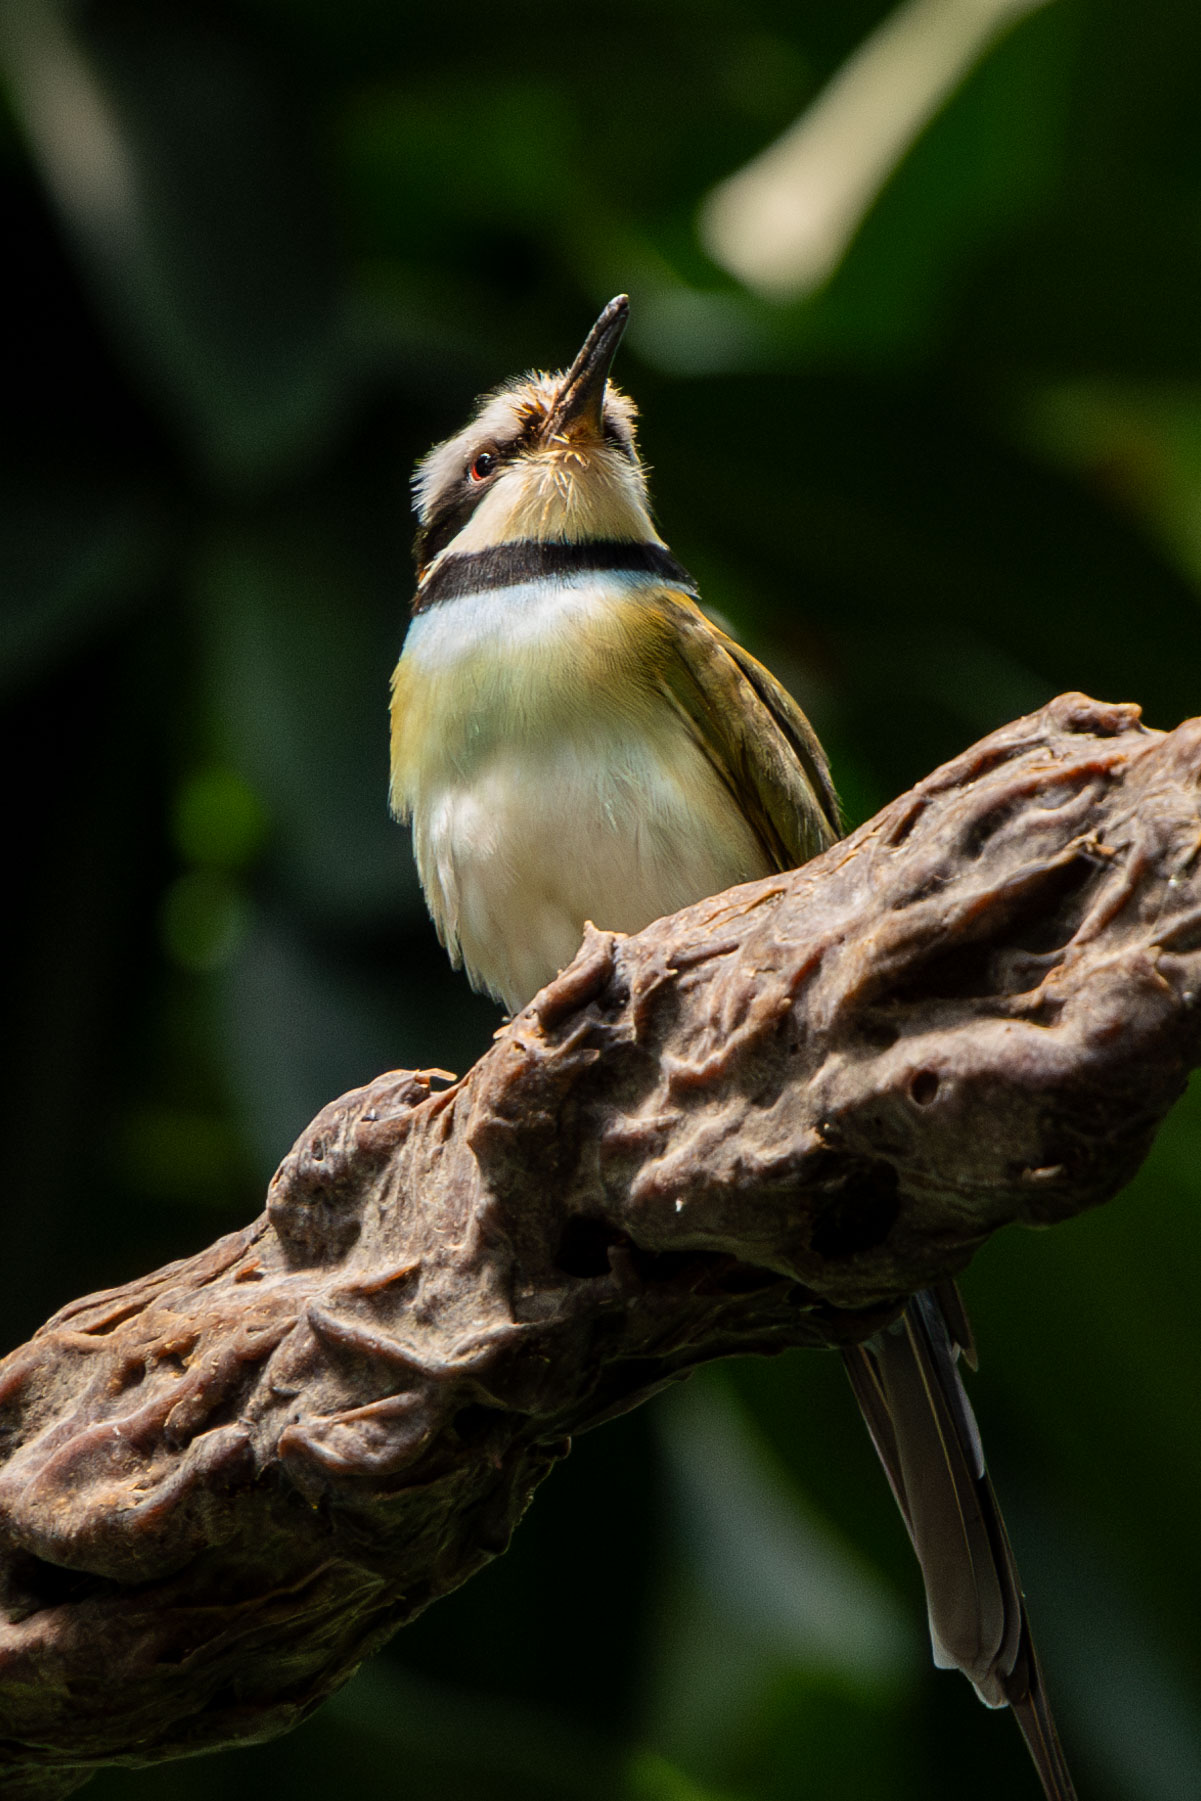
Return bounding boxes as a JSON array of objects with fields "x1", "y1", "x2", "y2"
[{"x1": 389, "y1": 295, "x2": 1078, "y2": 1800}]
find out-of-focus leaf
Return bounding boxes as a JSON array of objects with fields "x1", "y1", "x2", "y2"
[
  {"x1": 195, "y1": 522, "x2": 414, "y2": 927},
  {"x1": 3, "y1": 0, "x2": 351, "y2": 487},
  {"x1": 721, "y1": 1668, "x2": 923, "y2": 1801},
  {"x1": 172, "y1": 766, "x2": 269, "y2": 872},
  {"x1": 217, "y1": 906, "x2": 418, "y2": 1175},
  {"x1": 112, "y1": 1104, "x2": 247, "y2": 1210},
  {"x1": 332, "y1": 1661, "x2": 625, "y2": 1800},
  {"x1": 161, "y1": 868, "x2": 249, "y2": 971},
  {"x1": 626, "y1": 1750, "x2": 739, "y2": 1801},
  {"x1": 392, "y1": 1406, "x2": 664, "y2": 1739},
  {"x1": 954, "y1": 216, "x2": 1201, "y2": 384},
  {"x1": 216, "y1": 900, "x2": 497, "y2": 1179},
  {"x1": 778, "y1": 0, "x2": 1072, "y2": 360},
  {"x1": 0, "y1": 475, "x2": 160, "y2": 694},
  {"x1": 339, "y1": 75, "x2": 584, "y2": 250},
  {"x1": 701, "y1": 0, "x2": 1057, "y2": 305},
  {"x1": 1016, "y1": 378, "x2": 1201, "y2": 596},
  {"x1": 655, "y1": 1377, "x2": 910, "y2": 1685},
  {"x1": 645, "y1": 1375, "x2": 913, "y2": 1789},
  {"x1": 88, "y1": 1656, "x2": 626, "y2": 1801}
]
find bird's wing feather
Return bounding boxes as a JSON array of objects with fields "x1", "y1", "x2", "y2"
[
  {"x1": 721, "y1": 633, "x2": 843, "y2": 847},
  {"x1": 845, "y1": 1294, "x2": 1077, "y2": 1801},
  {"x1": 649, "y1": 589, "x2": 840, "y2": 874}
]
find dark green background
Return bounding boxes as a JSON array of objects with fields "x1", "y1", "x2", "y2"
[{"x1": 3, "y1": 1, "x2": 1200, "y2": 1795}]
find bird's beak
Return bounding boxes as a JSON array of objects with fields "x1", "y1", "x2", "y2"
[{"x1": 542, "y1": 295, "x2": 630, "y2": 442}]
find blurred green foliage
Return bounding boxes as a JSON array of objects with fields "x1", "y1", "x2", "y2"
[{"x1": 3, "y1": 1, "x2": 1201, "y2": 1796}]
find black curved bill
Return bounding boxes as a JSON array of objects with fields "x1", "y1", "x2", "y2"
[{"x1": 543, "y1": 295, "x2": 629, "y2": 438}]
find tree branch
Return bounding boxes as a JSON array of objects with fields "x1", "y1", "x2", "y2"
[{"x1": 3, "y1": 692, "x2": 1200, "y2": 1797}]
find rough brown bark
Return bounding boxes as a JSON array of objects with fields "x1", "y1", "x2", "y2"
[{"x1": 3, "y1": 692, "x2": 1200, "y2": 1797}]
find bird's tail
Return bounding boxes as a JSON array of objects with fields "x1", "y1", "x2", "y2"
[{"x1": 842, "y1": 1284, "x2": 1078, "y2": 1801}]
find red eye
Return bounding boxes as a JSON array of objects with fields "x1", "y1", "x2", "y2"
[{"x1": 469, "y1": 451, "x2": 496, "y2": 482}]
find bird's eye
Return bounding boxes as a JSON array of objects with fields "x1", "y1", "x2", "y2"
[{"x1": 469, "y1": 452, "x2": 496, "y2": 482}]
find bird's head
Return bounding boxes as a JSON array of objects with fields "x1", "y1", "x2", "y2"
[{"x1": 411, "y1": 296, "x2": 659, "y2": 584}]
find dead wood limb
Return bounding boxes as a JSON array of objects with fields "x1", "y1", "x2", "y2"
[{"x1": 3, "y1": 691, "x2": 1201, "y2": 1796}]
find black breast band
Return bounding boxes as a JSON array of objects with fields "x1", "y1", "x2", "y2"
[{"x1": 412, "y1": 539, "x2": 697, "y2": 612}]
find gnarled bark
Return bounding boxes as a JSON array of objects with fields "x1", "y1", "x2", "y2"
[{"x1": 2, "y1": 692, "x2": 1200, "y2": 1797}]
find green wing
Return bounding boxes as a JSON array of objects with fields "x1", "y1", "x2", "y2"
[{"x1": 651, "y1": 589, "x2": 841, "y2": 874}]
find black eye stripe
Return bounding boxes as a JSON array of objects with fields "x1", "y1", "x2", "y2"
[
  {"x1": 414, "y1": 484, "x2": 490, "y2": 569},
  {"x1": 602, "y1": 420, "x2": 634, "y2": 458},
  {"x1": 415, "y1": 436, "x2": 522, "y2": 567}
]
